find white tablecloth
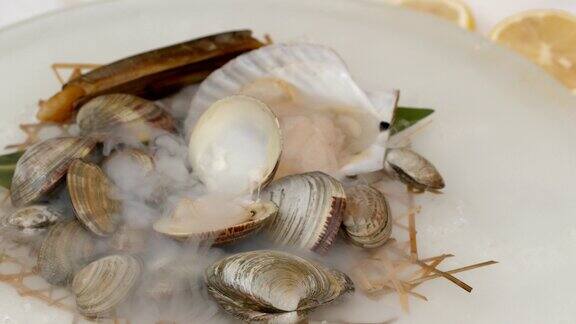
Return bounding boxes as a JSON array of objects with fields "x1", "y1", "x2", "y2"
[{"x1": 1, "y1": 0, "x2": 576, "y2": 34}]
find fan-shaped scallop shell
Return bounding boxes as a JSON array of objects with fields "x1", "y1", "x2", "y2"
[
  {"x1": 68, "y1": 159, "x2": 120, "y2": 236},
  {"x1": 72, "y1": 254, "x2": 142, "y2": 318},
  {"x1": 153, "y1": 201, "x2": 277, "y2": 245},
  {"x1": 385, "y1": 148, "x2": 445, "y2": 191},
  {"x1": 262, "y1": 172, "x2": 346, "y2": 254},
  {"x1": 37, "y1": 220, "x2": 95, "y2": 285},
  {"x1": 342, "y1": 185, "x2": 392, "y2": 248},
  {"x1": 205, "y1": 250, "x2": 354, "y2": 322},
  {"x1": 77, "y1": 94, "x2": 175, "y2": 136},
  {"x1": 10, "y1": 137, "x2": 97, "y2": 207}
]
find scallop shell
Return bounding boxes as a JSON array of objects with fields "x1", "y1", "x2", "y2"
[
  {"x1": 186, "y1": 43, "x2": 395, "y2": 177},
  {"x1": 2, "y1": 205, "x2": 62, "y2": 233},
  {"x1": 77, "y1": 94, "x2": 175, "y2": 137},
  {"x1": 188, "y1": 95, "x2": 282, "y2": 195},
  {"x1": 342, "y1": 185, "x2": 392, "y2": 248},
  {"x1": 153, "y1": 200, "x2": 277, "y2": 245},
  {"x1": 37, "y1": 220, "x2": 95, "y2": 285},
  {"x1": 205, "y1": 250, "x2": 354, "y2": 322},
  {"x1": 68, "y1": 159, "x2": 120, "y2": 236},
  {"x1": 262, "y1": 172, "x2": 346, "y2": 254},
  {"x1": 10, "y1": 137, "x2": 97, "y2": 207},
  {"x1": 385, "y1": 147, "x2": 445, "y2": 191},
  {"x1": 72, "y1": 254, "x2": 142, "y2": 318}
]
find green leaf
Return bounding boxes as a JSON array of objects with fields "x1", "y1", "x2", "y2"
[
  {"x1": 390, "y1": 106, "x2": 435, "y2": 135},
  {"x1": 0, "y1": 151, "x2": 24, "y2": 189}
]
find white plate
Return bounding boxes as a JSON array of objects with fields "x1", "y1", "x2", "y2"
[{"x1": 1, "y1": 0, "x2": 575, "y2": 323}]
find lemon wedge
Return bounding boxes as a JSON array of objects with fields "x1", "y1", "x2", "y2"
[
  {"x1": 390, "y1": 0, "x2": 475, "y2": 30},
  {"x1": 491, "y1": 10, "x2": 576, "y2": 91}
]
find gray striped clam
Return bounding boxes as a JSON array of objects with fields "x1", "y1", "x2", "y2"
[
  {"x1": 341, "y1": 185, "x2": 392, "y2": 248},
  {"x1": 37, "y1": 220, "x2": 95, "y2": 285},
  {"x1": 153, "y1": 198, "x2": 277, "y2": 245},
  {"x1": 68, "y1": 159, "x2": 120, "y2": 236},
  {"x1": 10, "y1": 137, "x2": 97, "y2": 207},
  {"x1": 72, "y1": 254, "x2": 142, "y2": 318},
  {"x1": 1, "y1": 205, "x2": 62, "y2": 235},
  {"x1": 76, "y1": 94, "x2": 175, "y2": 138},
  {"x1": 262, "y1": 172, "x2": 346, "y2": 254},
  {"x1": 205, "y1": 250, "x2": 354, "y2": 323},
  {"x1": 385, "y1": 147, "x2": 445, "y2": 192}
]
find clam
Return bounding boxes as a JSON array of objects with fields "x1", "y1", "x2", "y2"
[
  {"x1": 385, "y1": 147, "x2": 445, "y2": 192},
  {"x1": 1, "y1": 205, "x2": 62, "y2": 235},
  {"x1": 262, "y1": 172, "x2": 346, "y2": 254},
  {"x1": 105, "y1": 147, "x2": 155, "y2": 175},
  {"x1": 205, "y1": 250, "x2": 354, "y2": 322},
  {"x1": 341, "y1": 185, "x2": 392, "y2": 248},
  {"x1": 77, "y1": 94, "x2": 175, "y2": 138},
  {"x1": 10, "y1": 137, "x2": 97, "y2": 207},
  {"x1": 37, "y1": 220, "x2": 95, "y2": 285},
  {"x1": 188, "y1": 95, "x2": 282, "y2": 195},
  {"x1": 68, "y1": 159, "x2": 120, "y2": 236},
  {"x1": 109, "y1": 225, "x2": 148, "y2": 254},
  {"x1": 72, "y1": 254, "x2": 142, "y2": 318},
  {"x1": 153, "y1": 197, "x2": 277, "y2": 245},
  {"x1": 187, "y1": 43, "x2": 398, "y2": 178}
]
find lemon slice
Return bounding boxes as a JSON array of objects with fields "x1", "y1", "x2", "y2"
[
  {"x1": 390, "y1": 0, "x2": 475, "y2": 30},
  {"x1": 491, "y1": 10, "x2": 576, "y2": 91}
]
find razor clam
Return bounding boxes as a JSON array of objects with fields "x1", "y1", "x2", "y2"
[
  {"x1": 385, "y1": 147, "x2": 445, "y2": 192},
  {"x1": 342, "y1": 185, "x2": 392, "y2": 248},
  {"x1": 68, "y1": 159, "x2": 120, "y2": 236},
  {"x1": 10, "y1": 137, "x2": 97, "y2": 207},
  {"x1": 188, "y1": 95, "x2": 282, "y2": 195},
  {"x1": 262, "y1": 172, "x2": 346, "y2": 254},
  {"x1": 187, "y1": 43, "x2": 397, "y2": 177},
  {"x1": 1, "y1": 205, "x2": 62, "y2": 235},
  {"x1": 153, "y1": 199, "x2": 277, "y2": 245},
  {"x1": 77, "y1": 94, "x2": 175, "y2": 137},
  {"x1": 205, "y1": 250, "x2": 354, "y2": 322},
  {"x1": 72, "y1": 254, "x2": 142, "y2": 318},
  {"x1": 37, "y1": 220, "x2": 95, "y2": 286}
]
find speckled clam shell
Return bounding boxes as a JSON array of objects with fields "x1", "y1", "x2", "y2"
[
  {"x1": 205, "y1": 250, "x2": 354, "y2": 322},
  {"x1": 37, "y1": 220, "x2": 95, "y2": 286},
  {"x1": 262, "y1": 172, "x2": 346, "y2": 254},
  {"x1": 68, "y1": 159, "x2": 120, "y2": 236},
  {"x1": 72, "y1": 254, "x2": 142, "y2": 318},
  {"x1": 385, "y1": 148, "x2": 445, "y2": 191},
  {"x1": 2, "y1": 205, "x2": 62, "y2": 233},
  {"x1": 10, "y1": 137, "x2": 97, "y2": 207},
  {"x1": 153, "y1": 201, "x2": 277, "y2": 245},
  {"x1": 77, "y1": 94, "x2": 175, "y2": 136},
  {"x1": 342, "y1": 185, "x2": 392, "y2": 248}
]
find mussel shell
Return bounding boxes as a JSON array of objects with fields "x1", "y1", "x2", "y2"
[
  {"x1": 385, "y1": 148, "x2": 445, "y2": 191},
  {"x1": 77, "y1": 94, "x2": 175, "y2": 137},
  {"x1": 342, "y1": 185, "x2": 392, "y2": 248},
  {"x1": 37, "y1": 220, "x2": 95, "y2": 286},
  {"x1": 10, "y1": 137, "x2": 97, "y2": 207},
  {"x1": 262, "y1": 172, "x2": 346, "y2": 254},
  {"x1": 2, "y1": 205, "x2": 62, "y2": 233},
  {"x1": 205, "y1": 250, "x2": 354, "y2": 322},
  {"x1": 68, "y1": 159, "x2": 120, "y2": 236},
  {"x1": 72, "y1": 254, "x2": 142, "y2": 318},
  {"x1": 153, "y1": 201, "x2": 277, "y2": 245}
]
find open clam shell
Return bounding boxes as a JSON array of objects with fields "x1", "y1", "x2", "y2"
[
  {"x1": 72, "y1": 254, "x2": 142, "y2": 318},
  {"x1": 153, "y1": 199, "x2": 277, "y2": 245},
  {"x1": 385, "y1": 147, "x2": 445, "y2": 192},
  {"x1": 37, "y1": 220, "x2": 95, "y2": 286},
  {"x1": 188, "y1": 95, "x2": 282, "y2": 195},
  {"x1": 68, "y1": 159, "x2": 120, "y2": 236},
  {"x1": 205, "y1": 250, "x2": 354, "y2": 322},
  {"x1": 10, "y1": 137, "x2": 97, "y2": 207},
  {"x1": 342, "y1": 185, "x2": 392, "y2": 248},
  {"x1": 77, "y1": 94, "x2": 175, "y2": 137},
  {"x1": 262, "y1": 172, "x2": 346, "y2": 254}
]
